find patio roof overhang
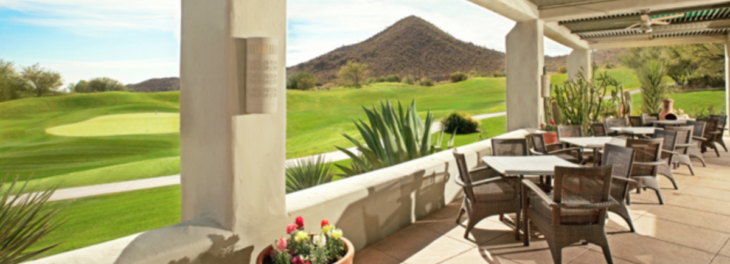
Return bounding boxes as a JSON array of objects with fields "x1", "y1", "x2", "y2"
[{"x1": 469, "y1": 0, "x2": 730, "y2": 49}]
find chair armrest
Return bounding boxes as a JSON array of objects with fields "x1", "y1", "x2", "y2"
[
  {"x1": 675, "y1": 143, "x2": 693, "y2": 148},
  {"x1": 551, "y1": 197, "x2": 619, "y2": 209},
  {"x1": 633, "y1": 161, "x2": 665, "y2": 166},
  {"x1": 693, "y1": 136, "x2": 707, "y2": 141},
  {"x1": 546, "y1": 142, "x2": 563, "y2": 148},
  {"x1": 547, "y1": 147, "x2": 582, "y2": 155},
  {"x1": 661, "y1": 149, "x2": 681, "y2": 156},
  {"x1": 455, "y1": 175, "x2": 505, "y2": 188},
  {"x1": 612, "y1": 177, "x2": 637, "y2": 184},
  {"x1": 529, "y1": 149, "x2": 544, "y2": 156},
  {"x1": 522, "y1": 179, "x2": 555, "y2": 206}
]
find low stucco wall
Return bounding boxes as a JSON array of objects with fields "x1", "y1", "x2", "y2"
[{"x1": 25, "y1": 129, "x2": 530, "y2": 264}]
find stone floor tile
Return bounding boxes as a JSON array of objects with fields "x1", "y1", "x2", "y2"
[
  {"x1": 421, "y1": 202, "x2": 462, "y2": 221},
  {"x1": 605, "y1": 232, "x2": 715, "y2": 264},
  {"x1": 663, "y1": 193, "x2": 730, "y2": 216},
  {"x1": 478, "y1": 233, "x2": 590, "y2": 264},
  {"x1": 423, "y1": 216, "x2": 515, "y2": 245},
  {"x1": 353, "y1": 247, "x2": 400, "y2": 264},
  {"x1": 438, "y1": 246, "x2": 520, "y2": 264},
  {"x1": 718, "y1": 239, "x2": 730, "y2": 257},
  {"x1": 371, "y1": 224, "x2": 474, "y2": 263},
  {"x1": 711, "y1": 255, "x2": 730, "y2": 264},
  {"x1": 631, "y1": 215, "x2": 729, "y2": 253},
  {"x1": 681, "y1": 185, "x2": 730, "y2": 202},
  {"x1": 568, "y1": 249, "x2": 636, "y2": 264},
  {"x1": 641, "y1": 204, "x2": 730, "y2": 234}
]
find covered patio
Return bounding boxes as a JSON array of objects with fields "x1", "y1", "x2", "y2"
[
  {"x1": 26, "y1": 0, "x2": 730, "y2": 263},
  {"x1": 354, "y1": 139, "x2": 730, "y2": 263}
]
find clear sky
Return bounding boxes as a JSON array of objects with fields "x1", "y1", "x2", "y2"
[{"x1": 0, "y1": 0, "x2": 571, "y2": 86}]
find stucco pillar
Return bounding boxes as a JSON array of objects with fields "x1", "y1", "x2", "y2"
[
  {"x1": 180, "y1": 0, "x2": 287, "y2": 260},
  {"x1": 725, "y1": 34, "x2": 730, "y2": 133},
  {"x1": 567, "y1": 48, "x2": 591, "y2": 81},
  {"x1": 506, "y1": 20, "x2": 544, "y2": 131}
]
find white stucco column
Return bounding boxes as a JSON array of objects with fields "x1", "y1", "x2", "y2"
[
  {"x1": 506, "y1": 20, "x2": 544, "y2": 131},
  {"x1": 567, "y1": 48, "x2": 591, "y2": 81},
  {"x1": 725, "y1": 34, "x2": 730, "y2": 132},
  {"x1": 180, "y1": 0, "x2": 287, "y2": 260}
]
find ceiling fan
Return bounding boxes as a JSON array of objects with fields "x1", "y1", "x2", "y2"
[{"x1": 625, "y1": 9, "x2": 685, "y2": 33}]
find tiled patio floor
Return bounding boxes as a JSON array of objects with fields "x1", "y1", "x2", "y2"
[{"x1": 355, "y1": 140, "x2": 730, "y2": 264}]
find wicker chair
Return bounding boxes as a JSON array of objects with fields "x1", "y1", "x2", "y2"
[
  {"x1": 602, "y1": 144, "x2": 637, "y2": 232},
  {"x1": 698, "y1": 118, "x2": 721, "y2": 157},
  {"x1": 652, "y1": 130, "x2": 680, "y2": 190},
  {"x1": 641, "y1": 113, "x2": 659, "y2": 127},
  {"x1": 710, "y1": 114, "x2": 728, "y2": 152},
  {"x1": 557, "y1": 125, "x2": 583, "y2": 138},
  {"x1": 605, "y1": 118, "x2": 628, "y2": 129},
  {"x1": 665, "y1": 126, "x2": 696, "y2": 175},
  {"x1": 685, "y1": 120, "x2": 707, "y2": 167},
  {"x1": 627, "y1": 138, "x2": 667, "y2": 204},
  {"x1": 522, "y1": 166, "x2": 618, "y2": 264},
  {"x1": 527, "y1": 133, "x2": 581, "y2": 164},
  {"x1": 491, "y1": 138, "x2": 529, "y2": 156},
  {"x1": 629, "y1": 116, "x2": 643, "y2": 127},
  {"x1": 591, "y1": 123, "x2": 608, "y2": 137},
  {"x1": 453, "y1": 149, "x2": 520, "y2": 239}
]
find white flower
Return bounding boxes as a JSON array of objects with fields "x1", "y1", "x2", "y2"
[{"x1": 313, "y1": 233, "x2": 327, "y2": 247}]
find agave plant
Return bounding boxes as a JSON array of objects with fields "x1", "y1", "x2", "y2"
[
  {"x1": 336, "y1": 100, "x2": 437, "y2": 176},
  {"x1": 1, "y1": 177, "x2": 65, "y2": 264},
  {"x1": 285, "y1": 155, "x2": 336, "y2": 193}
]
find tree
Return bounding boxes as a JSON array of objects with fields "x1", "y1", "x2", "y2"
[
  {"x1": 89, "y1": 77, "x2": 126, "y2": 92},
  {"x1": 0, "y1": 60, "x2": 30, "y2": 102},
  {"x1": 338, "y1": 61, "x2": 370, "y2": 88},
  {"x1": 72, "y1": 80, "x2": 91, "y2": 93},
  {"x1": 286, "y1": 72, "x2": 318, "y2": 90},
  {"x1": 637, "y1": 60, "x2": 668, "y2": 114},
  {"x1": 21, "y1": 64, "x2": 63, "y2": 97},
  {"x1": 558, "y1": 66, "x2": 567, "y2": 74}
]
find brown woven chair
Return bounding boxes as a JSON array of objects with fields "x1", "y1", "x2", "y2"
[
  {"x1": 629, "y1": 116, "x2": 643, "y2": 127},
  {"x1": 527, "y1": 133, "x2": 581, "y2": 164},
  {"x1": 557, "y1": 125, "x2": 583, "y2": 138},
  {"x1": 641, "y1": 113, "x2": 658, "y2": 127},
  {"x1": 522, "y1": 166, "x2": 618, "y2": 264},
  {"x1": 605, "y1": 118, "x2": 628, "y2": 129},
  {"x1": 652, "y1": 130, "x2": 680, "y2": 190},
  {"x1": 491, "y1": 138, "x2": 529, "y2": 156},
  {"x1": 710, "y1": 114, "x2": 728, "y2": 152},
  {"x1": 591, "y1": 123, "x2": 608, "y2": 137},
  {"x1": 453, "y1": 149, "x2": 520, "y2": 239},
  {"x1": 627, "y1": 138, "x2": 667, "y2": 204},
  {"x1": 602, "y1": 144, "x2": 637, "y2": 232},
  {"x1": 698, "y1": 118, "x2": 721, "y2": 157},
  {"x1": 665, "y1": 126, "x2": 696, "y2": 175},
  {"x1": 685, "y1": 120, "x2": 707, "y2": 167}
]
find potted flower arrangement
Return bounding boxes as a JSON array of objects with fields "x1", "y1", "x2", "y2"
[
  {"x1": 257, "y1": 216, "x2": 354, "y2": 264},
  {"x1": 540, "y1": 120, "x2": 559, "y2": 144}
]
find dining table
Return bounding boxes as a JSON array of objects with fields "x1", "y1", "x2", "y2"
[
  {"x1": 480, "y1": 155, "x2": 582, "y2": 239},
  {"x1": 609, "y1": 127, "x2": 661, "y2": 138},
  {"x1": 559, "y1": 137, "x2": 627, "y2": 166}
]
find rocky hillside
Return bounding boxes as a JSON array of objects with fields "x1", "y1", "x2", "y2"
[{"x1": 126, "y1": 77, "x2": 180, "y2": 92}]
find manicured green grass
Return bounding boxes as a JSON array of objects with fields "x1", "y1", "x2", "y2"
[
  {"x1": 46, "y1": 113, "x2": 180, "y2": 137},
  {"x1": 27, "y1": 185, "x2": 181, "y2": 259},
  {"x1": 433, "y1": 115, "x2": 506, "y2": 150},
  {"x1": 631, "y1": 90, "x2": 727, "y2": 115},
  {"x1": 550, "y1": 66, "x2": 672, "y2": 91}
]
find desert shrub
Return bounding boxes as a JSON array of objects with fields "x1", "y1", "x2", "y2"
[
  {"x1": 449, "y1": 72, "x2": 468, "y2": 83},
  {"x1": 319, "y1": 83, "x2": 337, "y2": 90},
  {"x1": 468, "y1": 70, "x2": 481, "y2": 78},
  {"x1": 418, "y1": 77, "x2": 434, "y2": 86},
  {"x1": 365, "y1": 77, "x2": 377, "y2": 85},
  {"x1": 338, "y1": 61, "x2": 370, "y2": 88},
  {"x1": 441, "y1": 111, "x2": 480, "y2": 134},
  {"x1": 285, "y1": 155, "x2": 336, "y2": 193},
  {"x1": 381, "y1": 74, "x2": 400, "y2": 83},
  {"x1": 287, "y1": 72, "x2": 318, "y2": 90},
  {"x1": 558, "y1": 66, "x2": 568, "y2": 74},
  {"x1": 604, "y1": 63, "x2": 616, "y2": 69},
  {"x1": 401, "y1": 74, "x2": 415, "y2": 85},
  {"x1": 491, "y1": 71, "x2": 506, "y2": 78}
]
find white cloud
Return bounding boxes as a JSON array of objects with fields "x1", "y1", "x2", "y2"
[{"x1": 0, "y1": 0, "x2": 180, "y2": 36}]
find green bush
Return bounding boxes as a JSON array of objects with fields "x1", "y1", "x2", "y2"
[
  {"x1": 401, "y1": 74, "x2": 415, "y2": 85},
  {"x1": 449, "y1": 72, "x2": 468, "y2": 83},
  {"x1": 441, "y1": 111, "x2": 480, "y2": 134},
  {"x1": 287, "y1": 72, "x2": 318, "y2": 90},
  {"x1": 558, "y1": 66, "x2": 568, "y2": 74},
  {"x1": 418, "y1": 77, "x2": 434, "y2": 86},
  {"x1": 491, "y1": 71, "x2": 506, "y2": 78},
  {"x1": 365, "y1": 77, "x2": 377, "y2": 85},
  {"x1": 468, "y1": 70, "x2": 481, "y2": 78},
  {"x1": 380, "y1": 74, "x2": 400, "y2": 83}
]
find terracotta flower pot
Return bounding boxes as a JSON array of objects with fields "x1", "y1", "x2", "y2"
[
  {"x1": 542, "y1": 131, "x2": 558, "y2": 145},
  {"x1": 256, "y1": 237, "x2": 355, "y2": 264}
]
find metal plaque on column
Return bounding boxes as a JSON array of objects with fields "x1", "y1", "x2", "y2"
[{"x1": 245, "y1": 37, "x2": 278, "y2": 114}]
